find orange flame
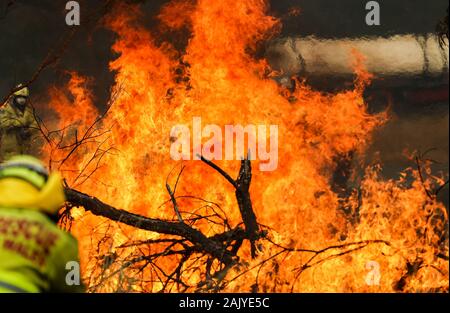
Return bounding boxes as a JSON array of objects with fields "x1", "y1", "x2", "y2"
[{"x1": 41, "y1": 0, "x2": 448, "y2": 292}]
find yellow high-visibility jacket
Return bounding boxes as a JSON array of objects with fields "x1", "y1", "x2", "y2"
[
  {"x1": 0, "y1": 102, "x2": 41, "y2": 161},
  {"x1": 0, "y1": 207, "x2": 84, "y2": 293}
]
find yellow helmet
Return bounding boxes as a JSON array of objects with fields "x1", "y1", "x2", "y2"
[
  {"x1": 0, "y1": 155, "x2": 66, "y2": 214},
  {"x1": 13, "y1": 84, "x2": 30, "y2": 98}
]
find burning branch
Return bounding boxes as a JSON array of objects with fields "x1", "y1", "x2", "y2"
[
  {"x1": 63, "y1": 156, "x2": 271, "y2": 291},
  {"x1": 415, "y1": 152, "x2": 449, "y2": 200},
  {"x1": 64, "y1": 156, "x2": 265, "y2": 274},
  {"x1": 200, "y1": 155, "x2": 262, "y2": 258},
  {"x1": 64, "y1": 188, "x2": 235, "y2": 266},
  {"x1": 64, "y1": 156, "x2": 400, "y2": 292},
  {"x1": 166, "y1": 165, "x2": 185, "y2": 223}
]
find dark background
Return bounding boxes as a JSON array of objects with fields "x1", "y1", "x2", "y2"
[
  {"x1": 1, "y1": 0, "x2": 448, "y2": 98},
  {"x1": 0, "y1": 0, "x2": 448, "y2": 204}
]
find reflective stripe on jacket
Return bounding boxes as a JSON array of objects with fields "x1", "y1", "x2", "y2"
[{"x1": 0, "y1": 207, "x2": 84, "y2": 293}]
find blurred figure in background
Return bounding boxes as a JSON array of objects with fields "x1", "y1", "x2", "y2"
[
  {"x1": 0, "y1": 155, "x2": 84, "y2": 293},
  {"x1": 0, "y1": 85, "x2": 42, "y2": 162}
]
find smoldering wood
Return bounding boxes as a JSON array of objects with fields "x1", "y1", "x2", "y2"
[
  {"x1": 62, "y1": 152, "x2": 448, "y2": 291},
  {"x1": 63, "y1": 156, "x2": 268, "y2": 291},
  {"x1": 63, "y1": 155, "x2": 265, "y2": 266},
  {"x1": 200, "y1": 156, "x2": 262, "y2": 258},
  {"x1": 64, "y1": 187, "x2": 236, "y2": 265}
]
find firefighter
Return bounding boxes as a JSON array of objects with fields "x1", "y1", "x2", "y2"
[
  {"x1": 0, "y1": 155, "x2": 84, "y2": 293},
  {"x1": 0, "y1": 85, "x2": 41, "y2": 162}
]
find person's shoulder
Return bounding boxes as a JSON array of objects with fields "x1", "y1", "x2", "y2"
[
  {"x1": 0, "y1": 102, "x2": 13, "y2": 113},
  {"x1": 24, "y1": 106, "x2": 37, "y2": 120},
  {"x1": 25, "y1": 105, "x2": 35, "y2": 113}
]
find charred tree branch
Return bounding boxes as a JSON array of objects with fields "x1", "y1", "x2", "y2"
[
  {"x1": 200, "y1": 155, "x2": 261, "y2": 258},
  {"x1": 64, "y1": 188, "x2": 235, "y2": 265}
]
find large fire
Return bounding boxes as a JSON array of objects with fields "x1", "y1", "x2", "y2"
[{"x1": 38, "y1": 0, "x2": 448, "y2": 292}]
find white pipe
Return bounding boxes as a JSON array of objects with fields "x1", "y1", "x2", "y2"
[{"x1": 267, "y1": 34, "x2": 449, "y2": 77}]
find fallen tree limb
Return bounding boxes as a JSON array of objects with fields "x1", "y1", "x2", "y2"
[
  {"x1": 63, "y1": 158, "x2": 266, "y2": 290},
  {"x1": 200, "y1": 156, "x2": 261, "y2": 258},
  {"x1": 64, "y1": 188, "x2": 235, "y2": 265}
]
